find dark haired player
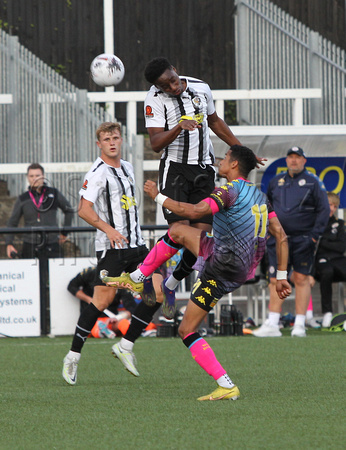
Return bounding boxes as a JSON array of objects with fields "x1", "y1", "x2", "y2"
[
  {"x1": 105, "y1": 145, "x2": 290, "y2": 401},
  {"x1": 141, "y1": 57, "x2": 243, "y2": 315}
]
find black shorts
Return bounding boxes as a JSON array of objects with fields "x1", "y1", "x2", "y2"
[
  {"x1": 190, "y1": 271, "x2": 242, "y2": 313},
  {"x1": 267, "y1": 234, "x2": 316, "y2": 278},
  {"x1": 159, "y1": 160, "x2": 215, "y2": 225},
  {"x1": 93, "y1": 245, "x2": 149, "y2": 286}
]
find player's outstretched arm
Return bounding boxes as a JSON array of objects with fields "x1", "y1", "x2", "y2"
[{"x1": 144, "y1": 180, "x2": 211, "y2": 220}]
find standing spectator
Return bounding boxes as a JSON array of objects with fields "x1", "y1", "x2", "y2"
[
  {"x1": 130, "y1": 57, "x2": 246, "y2": 314},
  {"x1": 314, "y1": 192, "x2": 346, "y2": 328},
  {"x1": 254, "y1": 146, "x2": 330, "y2": 338},
  {"x1": 5, "y1": 163, "x2": 74, "y2": 259},
  {"x1": 62, "y1": 122, "x2": 163, "y2": 385}
]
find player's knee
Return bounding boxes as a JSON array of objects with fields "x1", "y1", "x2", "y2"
[
  {"x1": 178, "y1": 322, "x2": 187, "y2": 339},
  {"x1": 169, "y1": 223, "x2": 184, "y2": 244},
  {"x1": 178, "y1": 322, "x2": 194, "y2": 339}
]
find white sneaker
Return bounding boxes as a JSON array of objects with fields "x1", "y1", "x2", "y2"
[
  {"x1": 291, "y1": 324, "x2": 306, "y2": 337},
  {"x1": 112, "y1": 343, "x2": 139, "y2": 377},
  {"x1": 62, "y1": 354, "x2": 79, "y2": 385},
  {"x1": 305, "y1": 317, "x2": 321, "y2": 328},
  {"x1": 322, "y1": 312, "x2": 333, "y2": 328},
  {"x1": 253, "y1": 319, "x2": 282, "y2": 337}
]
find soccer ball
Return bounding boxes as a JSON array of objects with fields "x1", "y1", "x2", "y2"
[{"x1": 90, "y1": 53, "x2": 125, "y2": 87}]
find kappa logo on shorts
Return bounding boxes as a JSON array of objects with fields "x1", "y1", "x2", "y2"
[
  {"x1": 196, "y1": 295, "x2": 206, "y2": 305},
  {"x1": 207, "y1": 279, "x2": 217, "y2": 287},
  {"x1": 145, "y1": 105, "x2": 154, "y2": 117},
  {"x1": 202, "y1": 286, "x2": 212, "y2": 296},
  {"x1": 82, "y1": 179, "x2": 88, "y2": 190}
]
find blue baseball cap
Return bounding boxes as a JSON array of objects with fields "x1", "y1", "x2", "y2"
[{"x1": 287, "y1": 146, "x2": 306, "y2": 157}]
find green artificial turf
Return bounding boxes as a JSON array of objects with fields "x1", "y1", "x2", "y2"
[{"x1": 0, "y1": 330, "x2": 345, "y2": 449}]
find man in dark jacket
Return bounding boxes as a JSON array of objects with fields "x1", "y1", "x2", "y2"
[
  {"x1": 254, "y1": 146, "x2": 330, "y2": 337},
  {"x1": 314, "y1": 192, "x2": 346, "y2": 327},
  {"x1": 5, "y1": 163, "x2": 74, "y2": 258}
]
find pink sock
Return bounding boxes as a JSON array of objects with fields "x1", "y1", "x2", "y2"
[
  {"x1": 188, "y1": 336, "x2": 226, "y2": 380},
  {"x1": 140, "y1": 231, "x2": 179, "y2": 277},
  {"x1": 307, "y1": 296, "x2": 313, "y2": 311}
]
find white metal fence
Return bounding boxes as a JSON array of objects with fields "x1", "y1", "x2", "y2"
[
  {"x1": 0, "y1": 30, "x2": 116, "y2": 200},
  {"x1": 234, "y1": 0, "x2": 346, "y2": 126}
]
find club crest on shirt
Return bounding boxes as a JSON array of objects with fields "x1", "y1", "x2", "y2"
[
  {"x1": 145, "y1": 105, "x2": 154, "y2": 118},
  {"x1": 298, "y1": 179, "x2": 306, "y2": 186},
  {"x1": 192, "y1": 96, "x2": 202, "y2": 108},
  {"x1": 278, "y1": 178, "x2": 285, "y2": 186}
]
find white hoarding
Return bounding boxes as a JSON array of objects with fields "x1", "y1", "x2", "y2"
[
  {"x1": 0, "y1": 259, "x2": 40, "y2": 337},
  {"x1": 49, "y1": 257, "x2": 97, "y2": 336}
]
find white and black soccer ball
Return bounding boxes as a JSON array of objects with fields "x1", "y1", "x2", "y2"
[{"x1": 90, "y1": 53, "x2": 125, "y2": 87}]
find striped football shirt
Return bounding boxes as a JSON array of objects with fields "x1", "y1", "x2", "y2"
[
  {"x1": 144, "y1": 76, "x2": 216, "y2": 165},
  {"x1": 80, "y1": 157, "x2": 144, "y2": 252}
]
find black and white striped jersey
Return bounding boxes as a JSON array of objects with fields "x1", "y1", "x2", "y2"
[
  {"x1": 79, "y1": 157, "x2": 145, "y2": 252},
  {"x1": 144, "y1": 76, "x2": 216, "y2": 165}
]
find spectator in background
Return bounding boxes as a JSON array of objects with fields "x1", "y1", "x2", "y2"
[
  {"x1": 254, "y1": 146, "x2": 330, "y2": 338},
  {"x1": 313, "y1": 192, "x2": 346, "y2": 328},
  {"x1": 5, "y1": 163, "x2": 74, "y2": 259},
  {"x1": 67, "y1": 266, "x2": 138, "y2": 337}
]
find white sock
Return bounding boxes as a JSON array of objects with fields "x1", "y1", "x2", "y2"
[
  {"x1": 305, "y1": 310, "x2": 313, "y2": 320},
  {"x1": 130, "y1": 268, "x2": 146, "y2": 283},
  {"x1": 294, "y1": 314, "x2": 306, "y2": 327},
  {"x1": 120, "y1": 338, "x2": 134, "y2": 352},
  {"x1": 67, "y1": 350, "x2": 81, "y2": 361},
  {"x1": 165, "y1": 274, "x2": 180, "y2": 291},
  {"x1": 268, "y1": 312, "x2": 280, "y2": 327},
  {"x1": 217, "y1": 373, "x2": 235, "y2": 389}
]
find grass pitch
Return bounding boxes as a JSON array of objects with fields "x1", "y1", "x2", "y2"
[{"x1": 0, "y1": 330, "x2": 345, "y2": 449}]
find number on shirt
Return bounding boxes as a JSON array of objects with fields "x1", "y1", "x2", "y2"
[{"x1": 251, "y1": 204, "x2": 268, "y2": 238}]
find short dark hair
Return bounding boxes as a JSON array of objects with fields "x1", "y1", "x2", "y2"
[
  {"x1": 144, "y1": 57, "x2": 173, "y2": 84},
  {"x1": 27, "y1": 163, "x2": 44, "y2": 174},
  {"x1": 229, "y1": 145, "x2": 257, "y2": 178}
]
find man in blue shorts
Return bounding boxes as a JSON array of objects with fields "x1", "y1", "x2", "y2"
[
  {"x1": 105, "y1": 145, "x2": 291, "y2": 401},
  {"x1": 253, "y1": 146, "x2": 329, "y2": 338}
]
